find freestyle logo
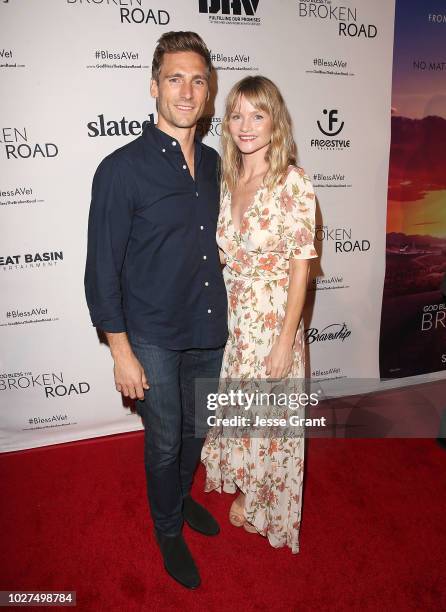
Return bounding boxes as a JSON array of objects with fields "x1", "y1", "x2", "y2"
[
  {"x1": 317, "y1": 109, "x2": 344, "y2": 136},
  {"x1": 311, "y1": 109, "x2": 350, "y2": 150}
]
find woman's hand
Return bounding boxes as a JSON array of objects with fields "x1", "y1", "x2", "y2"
[{"x1": 265, "y1": 336, "x2": 294, "y2": 380}]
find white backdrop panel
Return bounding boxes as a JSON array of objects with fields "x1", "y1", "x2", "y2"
[{"x1": 1, "y1": 0, "x2": 396, "y2": 451}]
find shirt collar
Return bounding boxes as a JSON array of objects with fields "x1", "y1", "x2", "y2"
[{"x1": 143, "y1": 122, "x2": 202, "y2": 157}]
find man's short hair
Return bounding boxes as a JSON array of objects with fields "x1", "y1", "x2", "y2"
[{"x1": 151, "y1": 31, "x2": 212, "y2": 83}]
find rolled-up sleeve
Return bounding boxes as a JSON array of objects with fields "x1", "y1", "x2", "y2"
[
  {"x1": 84, "y1": 155, "x2": 134, "y2": 332},
  {"x1": 282, "y1": 167, "x2": 318, "y2": 261}
]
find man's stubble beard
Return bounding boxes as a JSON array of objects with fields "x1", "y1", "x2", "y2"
[{"x1": 159, "y1": 98, "x2": 205, "y2": 131}]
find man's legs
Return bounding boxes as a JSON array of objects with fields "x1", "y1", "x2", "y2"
[
  {"x1": 179, "y1": 346, "x2": 224, "y2": 497},
  {"x1": 129, "y1": 337, "x2": 223, "y2": 588},
  {"x1": 129, "y1": 337, "x2": 184, "y2": 536},
  {"x1": 130, "y1": 338, "x2": 223, "y2": 530}
]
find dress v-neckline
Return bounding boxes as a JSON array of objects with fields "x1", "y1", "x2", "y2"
[{"x1": 228, "y1": 183, "x2": 264, "y2": 234}]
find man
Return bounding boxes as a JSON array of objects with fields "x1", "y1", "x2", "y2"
[{"x1": 84, "y1": 31, "x2": 227, "y2": 589}]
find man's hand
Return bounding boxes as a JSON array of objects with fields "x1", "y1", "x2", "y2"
[
  {"x1": 113, "y1": 352, "x2": 149, "y2": 400},
  {"x1": 105, "y1": 331, "x2": 149, "y2": 400}
]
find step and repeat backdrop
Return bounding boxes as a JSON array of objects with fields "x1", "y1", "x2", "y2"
[{"x1": 1, "y1": 0, "x2": 444, "y2": 452}]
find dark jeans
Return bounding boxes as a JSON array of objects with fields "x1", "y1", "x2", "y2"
[{"x1": 129, "y1": 334, "x2": 224, "y2": 536}]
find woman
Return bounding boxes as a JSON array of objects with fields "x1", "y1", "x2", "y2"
[{"x1": 201, "y1": 76, "x2": 318, "y2": 553}]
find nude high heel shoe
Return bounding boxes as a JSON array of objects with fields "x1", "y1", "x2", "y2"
[
  {"x1": 229, "y1": 494, "x2": 258, "y2": 533},
  {"x1": 229, "y1": 495, "x2": 245, "y2": 527},
  {"x1": 243, "y1": 521, "x2": 257, "y2": 533}
]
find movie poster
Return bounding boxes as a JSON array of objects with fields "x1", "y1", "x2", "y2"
[{"x1": 380, "y1": 0, "x2": 446, "y2": 378}]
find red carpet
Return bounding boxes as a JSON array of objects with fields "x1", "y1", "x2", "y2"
[{"x1": 1, "y1": 433, "x2": 445, "y2": 611}]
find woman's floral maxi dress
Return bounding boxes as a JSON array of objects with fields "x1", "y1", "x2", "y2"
[{"x1": 201, "y1": 166, "x2": 318, "y2": 553}]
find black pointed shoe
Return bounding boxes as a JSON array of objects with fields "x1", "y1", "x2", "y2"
[
  {"x1": 155, "y1": 530, "x2": 200, "y2": 589},
  {"x1": 183, "y1": 496, "x2": 220, "y2": 536}
]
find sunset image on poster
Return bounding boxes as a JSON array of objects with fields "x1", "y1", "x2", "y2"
[{"x1": 380, "y1": 1, "x2": 446, "y2": 378}]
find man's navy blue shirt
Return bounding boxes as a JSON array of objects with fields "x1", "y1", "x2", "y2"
[{"x1": 84, "y1": 123, "x2": 228, "y2": 350}]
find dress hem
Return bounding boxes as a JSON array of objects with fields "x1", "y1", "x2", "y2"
[{"x1": 202, "y1": 470, "x2": 301, "y2": 554}]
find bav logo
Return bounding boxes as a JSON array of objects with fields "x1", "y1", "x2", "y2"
[
  {"x1": 199, "y1": 0, "x2": 259, "y2": 15},
  {"x1": 199, "y1": 0, "x2": 261, "y2": 25}
]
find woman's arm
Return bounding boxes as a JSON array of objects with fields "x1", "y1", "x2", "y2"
[
  {"x1": 219, "y1": 247, "x2": 227, "y2": 265},
  {"x1": 265, "y1": 258, "x2": 310, "y2": 379}
]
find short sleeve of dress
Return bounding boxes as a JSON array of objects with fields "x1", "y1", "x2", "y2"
[{"x1": 280, "y1": 166, "x2": 318, "y2": 260}]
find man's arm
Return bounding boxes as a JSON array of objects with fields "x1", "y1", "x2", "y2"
[{"x1": 84, "y1": 156, "x2": 148, "y2": 400}]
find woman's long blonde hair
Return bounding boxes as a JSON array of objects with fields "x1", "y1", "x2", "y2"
[{"x1": 221, "y1": 75, "x2": 297, "y2": 194}]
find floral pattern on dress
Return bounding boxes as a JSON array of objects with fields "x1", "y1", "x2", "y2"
[{"x1": 201, "y1": 166, "x2": 317, "y2": 554}]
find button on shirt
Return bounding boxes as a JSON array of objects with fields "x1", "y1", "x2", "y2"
[{"x1": 84, "y1": 123, "x2": 228, "y2": 350}]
